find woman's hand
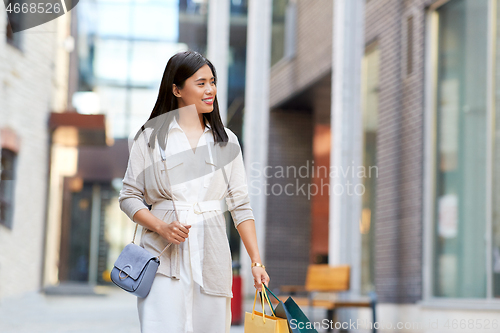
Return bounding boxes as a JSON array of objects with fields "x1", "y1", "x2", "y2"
[
  {"x1": 252, "y1": 266, "x2": 270, "y2": 292},
  {"x1": 157, "y1": 220, "x2": 191, "y2": 244}
]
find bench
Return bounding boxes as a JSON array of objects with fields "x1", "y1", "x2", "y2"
[{"x1": 271, "y1": 264, "x2": 377, "y2": 333}]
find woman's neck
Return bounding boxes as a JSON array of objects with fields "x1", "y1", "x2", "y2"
[{"x1": 176, "y1": 104, "x2": 205, "y2": 132}]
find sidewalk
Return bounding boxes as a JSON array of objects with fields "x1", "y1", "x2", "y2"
[
  {"x1": 0, "y1": 285, "x2": 246, "y2": 333},
  {"x1": 0, "y1": 285, "x2": 334, "y2": 333}
]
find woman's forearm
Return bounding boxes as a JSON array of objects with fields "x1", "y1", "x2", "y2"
[
  {"x1": 132, "y1": 208, "x2": 163, "y2": 234},
  {"x1": 236, "y1": 219, "x2": 263, "y2": 263},
  {"x1": 132, "y1": 208, "x2": 191, "y2": 244}
]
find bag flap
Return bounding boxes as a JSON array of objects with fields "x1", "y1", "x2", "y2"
[{"x1": 114, "y1": 243, "x2": 156, "y2": 280}]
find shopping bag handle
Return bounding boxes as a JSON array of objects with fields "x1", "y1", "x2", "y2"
[
  {"x1": 261, "y1": 285, "x2": 277, "y2": 317},
  {"x1": 263, "y1": 284, "x2": 280, "y2": 303},
  {"x1": 252, "y1": 283, "x2": 276, "y2": 323}
]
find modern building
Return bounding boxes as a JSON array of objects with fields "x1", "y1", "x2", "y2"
[{"x1": 242, "y1": 0, "x2": 500, "y2": 330}]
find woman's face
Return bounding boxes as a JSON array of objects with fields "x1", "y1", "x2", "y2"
[{"x1": 173, "y1": 64, "x2": 217, "y2": 114}]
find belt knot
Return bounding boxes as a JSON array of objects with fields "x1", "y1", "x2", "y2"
[{"x1": 193, "y1": 202, "x2": 203, "y2": 215}]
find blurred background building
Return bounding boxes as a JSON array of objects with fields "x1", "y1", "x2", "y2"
[
  {"x1": 1, "y1": 0, "x2": 500, "y2": 331},
  {"x1": 253, "y1": 0, "x2": 500, "y2": 328},
  {"x1": 0, "y1": 2, "x2": 72, "y2": 299},
  {"x1": 41, "y1": 0, "x2": 251, "y2": 292}
]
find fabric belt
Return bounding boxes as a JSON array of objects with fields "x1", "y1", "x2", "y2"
[{"x1": 151, "y1": 199, "x2": 222, "y2": 289}]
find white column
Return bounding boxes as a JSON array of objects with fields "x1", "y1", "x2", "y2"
[
  {"x1": 243, "y1": 0, "x2": 272, "y2": 296},
  {"x1": 207, "y1": 0, "x2": 230, "y2": 124},
  {"x1": 330, "y1": 0, "x2": 365, "y2": 299}
]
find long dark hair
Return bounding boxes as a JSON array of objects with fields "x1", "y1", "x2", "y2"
[{"x1": 135, "y1": 50, "x2": 228, "y2": 150}]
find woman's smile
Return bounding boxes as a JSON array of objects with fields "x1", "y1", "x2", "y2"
[{"x1": 202, "y1": 97, "x2": 213, "y2": 105}]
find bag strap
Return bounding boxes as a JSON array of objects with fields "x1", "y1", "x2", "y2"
[
  {"x1": 252, "y1": 284, "x2": 277, "y2": 323},
  {"x1": 153, "y1": 128, "x2": 216, "y2": 260},
  {"x1": 158, "y1": 137, "x2": 180, "y2": 222},
  {"x1": 262, "y1": 284, "x2": 277, "y2": 316},
  {"x1": 131, "y1": 222, "x2": 170, "y2": 260},
  {"x1": 128, "y1": 129, "x2": 177, "y2": 259},
  {"x1": 263, "y1": 284, "x2": 279, "y2": 302}
]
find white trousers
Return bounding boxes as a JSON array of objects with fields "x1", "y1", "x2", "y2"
[{"x1": 137, "y1": 236, "x2": 231, "y2": 333}]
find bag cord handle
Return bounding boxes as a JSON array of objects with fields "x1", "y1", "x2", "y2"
[
  {"x1": 129, "y1": 129, "x2": 180, "y2": 260},
  {"x1": 252, "y1": 283, "x2": 276, "y2": 323}
]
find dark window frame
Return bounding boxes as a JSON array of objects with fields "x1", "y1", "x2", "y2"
[{"x1": 0, "y1": 148, "x2": 18, "y2": 229}]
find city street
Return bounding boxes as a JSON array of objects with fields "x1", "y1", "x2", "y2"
[
  {"x1": 0, "y1": 286, "x2": 247, "y2": 333},
  {"x1": 0, "y1": 284, "x2": 337, "y2": 333},
  {"x1": 4, "y1": 0, "x2": 496, "y2": 331}
]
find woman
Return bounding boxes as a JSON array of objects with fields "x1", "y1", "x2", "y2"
[{"x1": 118, "y1": 50, "x2": 269, "y2": 333}]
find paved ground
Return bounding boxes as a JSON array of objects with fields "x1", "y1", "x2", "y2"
[
  {"x1": 0, "y1": 285, "x2": 247, "y2": 333},
  {"x1": 0, "y1": 285, "x2": 334, "y2": 333}
]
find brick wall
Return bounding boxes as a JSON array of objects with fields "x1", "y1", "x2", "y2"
[
  {"x1": 267, "y1": 0, "x2": 333, "y2": 288},
  {"x1": 365, "y1": 0, "x2": 439, "y2": 303},
  {"x1": 265, "y1": 109, "x2": 314, "y2": 288},
  {"x1": 269, "y1": 0, "x2": 333, "y2": 108},
  {"x1": 267, "y1": 0, "x2": 443, "y2": 304},
  {"x1": 0, "y1": 10, "x2": 60, "y2": 299}
]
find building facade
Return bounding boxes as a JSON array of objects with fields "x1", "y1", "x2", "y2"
[
  {"x1": 0, "y1": 6, "x2": 71, "y2": 299},
  {"x1": 243, "y1": 0, "x2": 500, "y2": 330}
]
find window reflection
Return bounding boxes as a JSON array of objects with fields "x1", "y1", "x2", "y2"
[
  {"x1": 360, "y1": 43, "x2": 379, "y2": 295},
  {"x1": 433, "y1": 0, "x2": 488, "y2": 298}
]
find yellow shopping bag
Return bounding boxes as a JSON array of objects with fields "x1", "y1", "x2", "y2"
[{"x1": 244, "y1": 284, "x2": 290, "y2": 333}]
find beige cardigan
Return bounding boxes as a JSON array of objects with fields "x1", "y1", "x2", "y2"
[{"x1": 118, "y1": 122, "x2": 254, "y2": 298}]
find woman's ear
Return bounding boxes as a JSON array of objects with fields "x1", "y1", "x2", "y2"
[{"x1": 172, "y1": 84, "x2": 181, "y2": 98}]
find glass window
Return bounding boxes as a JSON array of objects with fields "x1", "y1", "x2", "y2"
[
  {"x1": 93, "y1": 39, "x2": 129, "y2": 85},
  {"x1": 76, "y1": 0, "x2": 197, "y2": 139},
  {"x1": 93, "y1": 40, "x2": 187, "y2": 87},
  {"x1": 92, "y1": 0, "x2": 179, "y2": 41},
  {"x1": 432, "y1": 0, "x2": 488, "y2": 298},
  {"x1": 179, "y1": 0, "x2": 208, "y2": 15},
  {"x1": 271, "y1": 0, "x2": 296, "y2": 66},
  {"x1": 360, "y1": 43, "x2": 379, "y2": 295},
  {"x1": 493, "y1": 0, "x2": 500, "y2": 299},
  {"x1": 0, "y1": 148, "x2": 17, "y2": 229},
  {"x1": 230, "y1": 0, "x2": 248, "y2": 15}
]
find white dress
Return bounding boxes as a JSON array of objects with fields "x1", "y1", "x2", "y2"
[{"x1": 137, "y1": 117, "x2": 232, "y2": 333}]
